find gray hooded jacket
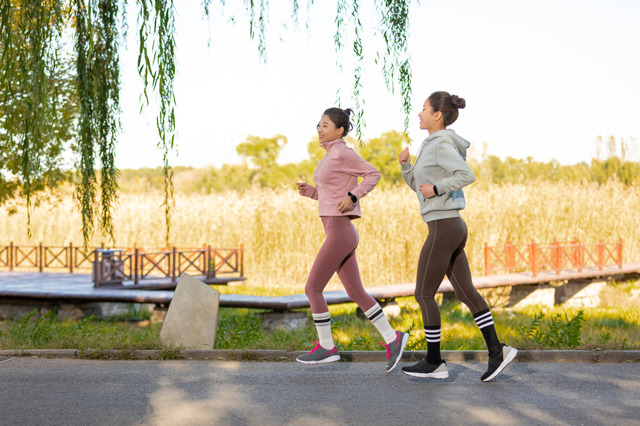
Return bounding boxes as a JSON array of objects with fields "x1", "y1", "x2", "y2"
[{"x1": 401, "y1": 129, "x2": 475, "y2": 223}]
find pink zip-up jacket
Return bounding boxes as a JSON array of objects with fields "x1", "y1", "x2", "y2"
[{"x1": 302, "y1": 139, "x2": 381, "y2": 218}]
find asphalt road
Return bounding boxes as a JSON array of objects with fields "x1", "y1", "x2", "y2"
[{"x1": 1, "y1": 357, "x2": 639, "y2": 425}]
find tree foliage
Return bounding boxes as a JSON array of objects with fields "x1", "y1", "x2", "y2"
[
  {"x1": 236, "y1": 134, "x2": 288, "y2": 170},
  {"x1": 357, "y1": 130, "x2": 409, "y2": 186},
  {"x1": 1, "y1": 0, "x2": 416, "y2": 246},
  {"x1": 73, "y1": 0, "x2": 122, "y2": 246},
  {"x1": 0, "y1": 1, "x2": 72, "y2": 233},
  {"x1": 117, "y1": 131, "x2": 640, "y2": 194}
]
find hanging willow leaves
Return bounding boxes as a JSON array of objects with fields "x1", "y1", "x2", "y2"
[
  {"x1": 73, "y1": 0, "x2": 121, "y2": 247},
  {"x1": 94, "y1": 0, "x2": 121, "y2": 242},
  {"x1": 333, "y1": 0, "x2": 347, "y2": 106},
  {"x1": 350, "y1": 0, "x2": 365, "y2": 141},
  {"x1": 376, "y1": 0, "x2": 413, "y2": 133},
  {"x1": 136, "y1": 0, "x2": 176, "y2": 246},
  {"x1": 0, "y1": 0, "x2": 68, "y2": 234},
  {"x1": 73, "y1": 0, "x2": 97, "y2": 246},
  {"x1": 2, "y1": 0, "x2": 415, "y2": 248}
]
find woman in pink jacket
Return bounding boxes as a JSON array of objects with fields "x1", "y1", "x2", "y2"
[{"x1": 296, "y1": 107, "x2": 408, "y2": 372}]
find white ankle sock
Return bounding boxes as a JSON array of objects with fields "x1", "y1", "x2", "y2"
[
  {"x1": 364, "y1": 304, "x2": 396, "y2": 344},
  {"x1": 312, "y1": 312, "x2": 334, "y2": 349}
]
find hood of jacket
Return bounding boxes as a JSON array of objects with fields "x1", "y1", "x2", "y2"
[{"x1": 427, "y1": 129, "x2": 471, "y2": 160}]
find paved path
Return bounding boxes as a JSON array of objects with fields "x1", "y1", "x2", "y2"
[{"x1": 1, "y1": 357, "x2": 639, "y2": 425}]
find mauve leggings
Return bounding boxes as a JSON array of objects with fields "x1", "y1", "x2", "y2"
[
  {"x1": 305, "y1": 216, "x2": 377, "y2": 313},
  {"x1": 416, "y1": 217, "x2": 489, "y2": 327}
]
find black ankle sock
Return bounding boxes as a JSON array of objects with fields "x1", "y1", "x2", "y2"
[
  {"x1": 473, "y1": 309, "x2": 502, "y2": 356},
  {"x1": 426, "y1": 342, "x2": 442, "y2": 364},
  {"x1": 481, "y1": 325, "x2": 502, "y2": 357},
  {"x1": 425, "y1": 325, "x2": 442, "y2": 364}
]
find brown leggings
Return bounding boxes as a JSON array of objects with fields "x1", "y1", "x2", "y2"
[
  {"x1": 415, "y1": 217, "x2": 489, "y2": 327},
  {"x1": 305, "y1": 216, "x2": 377, "y2": 313}
]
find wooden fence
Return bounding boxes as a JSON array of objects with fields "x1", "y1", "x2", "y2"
[
  {"x1": 1, "y1": 240, "x2": 624, "y2": 282},
  {"x1": 0, "y1": 243, "x2": 244, "y2": 286},
  {"x1": 484, "y1": 239, "x2": 623, "y2": 277}
]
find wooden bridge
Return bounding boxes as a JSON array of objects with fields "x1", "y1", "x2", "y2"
[
  {"x1": 0, "y1": 243, "x2": 245, "y2": 288},
  {"x1": 0, "y1": 239, "x2": 636, "y2": 320},
  {"x1": 0, "y1": 263, "x2": 638, "y2": 319}
]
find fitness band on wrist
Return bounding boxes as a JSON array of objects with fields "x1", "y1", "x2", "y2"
[{"x1": 347, "y1": 192, "x2": 357, "y2": 203}]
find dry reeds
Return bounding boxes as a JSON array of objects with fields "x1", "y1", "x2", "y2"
[{"x1": 2, "y1": 181, "x2": 638, "y2": 290}]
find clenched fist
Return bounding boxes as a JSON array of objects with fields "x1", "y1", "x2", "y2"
[
  {"x1": 399, "y1": 146, "x2": 410, "y2": 165},
  {"x1": 419, "y1": 184, "x2": 436, "y2": 199},
  {"x1": 296, "y1": 182, "x2": 312, "y2": 196},
  {"x1": 336, "y1": 196, "x2": 354, "y2": 213}
]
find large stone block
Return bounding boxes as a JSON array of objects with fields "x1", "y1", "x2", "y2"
[
  {"x1": 559, "y1": 281, "x2": 606, "y2": 308},
  {"x1": 160, "y1": 273, "x2": 220, "y2": 349},
  {"x1": 509, "y1": 284, "x2": 556, "y2": 309}
]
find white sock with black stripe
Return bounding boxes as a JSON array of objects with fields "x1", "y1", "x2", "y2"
[
  {"x1": 312, "y1": 312, "x2": 334, "y2": 349},
  {"x1": 473, "y1": 308, "x2": 502, "y2": 356},
  {"x1": 364, "y1": 304, "x2": 396, "y2": 344}
]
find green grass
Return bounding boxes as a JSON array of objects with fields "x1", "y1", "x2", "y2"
[
  {"x1": 0, "y1": 310, "x2": 163, "y2": 352},
  {"x1": 1, "y1": 280, "x2": 639, "y2": 354}
]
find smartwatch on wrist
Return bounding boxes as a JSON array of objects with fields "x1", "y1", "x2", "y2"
[
  {"x1": 347, "y1": 192, "x2": 357, "y2": 203},
  {"x1": 433, "y1": 185, "x2": 440, "y2": 196}
]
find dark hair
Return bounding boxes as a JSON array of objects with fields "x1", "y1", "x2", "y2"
[
  {"x1": 427, "y1": 91, "x2": 466, "y2": 127},
  {"x1": 322, "y1": 107, "x2": 354, "y2": 138}
]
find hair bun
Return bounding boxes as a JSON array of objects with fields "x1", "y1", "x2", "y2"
[
  {"x1": 343, "y1": 108, "x2": 354, "y2": 117},
  {"x1": 451, "y1": 95, "x2": 466, "y2": 109}
]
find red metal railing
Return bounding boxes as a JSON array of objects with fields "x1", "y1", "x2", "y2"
[
  {"x1": 484, "y1": 239, "x2": 623, "y2": 277},
  {"x1": 0, "y1": 243, "x2": 244, "y2": 286}
]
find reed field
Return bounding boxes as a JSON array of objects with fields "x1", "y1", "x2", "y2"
[{"x1": 1, "y1": 181, "x2": 639, "y2": 293}]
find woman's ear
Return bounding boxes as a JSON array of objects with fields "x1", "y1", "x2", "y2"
[{"x1": 433, "y1": 110, "x2": 443, "y2": 123}]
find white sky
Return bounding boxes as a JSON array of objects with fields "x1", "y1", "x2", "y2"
[{"x1": 115, "y1": 0, "x2": 640, "y2": 169}]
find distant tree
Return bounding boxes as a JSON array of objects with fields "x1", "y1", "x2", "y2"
[
  {"x1": 356, "y1": 130, "x2": 408, "y2": 186},
  {"x1": 236, "y1": 134, "x2": 288, "y2": 170},
  {"x1": 306, "y1": 136, "x2": 324, "y2": 164}
]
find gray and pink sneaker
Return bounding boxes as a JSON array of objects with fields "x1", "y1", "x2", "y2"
[
  {"x1": 382, "y1": 331, "x2": 409, "y2": 372},
  {"x1": 296, "y1": 341, "x2": 341, "y2": 365}
]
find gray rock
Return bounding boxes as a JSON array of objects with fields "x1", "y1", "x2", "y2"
[{"x1": 159, "y1": 273, "x2": 219, "y2": 349}]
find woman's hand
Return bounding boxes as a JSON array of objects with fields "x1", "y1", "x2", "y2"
[
  {"x1": 399, "y1": 147, "x2": 410, "y2": 165},
  {"x1": 419, "y1": 184, "x2": 436, "y2": 199},
  {"x1": 296, "y1": 182, "x2": 311, "y2": 196},
  {"x1": 336, "y1": 196, "x2": 354, "y2": 213}
]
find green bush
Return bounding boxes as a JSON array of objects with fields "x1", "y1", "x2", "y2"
[{"x1": 517, "y1": 310, "x2": 585, "y2": 349}]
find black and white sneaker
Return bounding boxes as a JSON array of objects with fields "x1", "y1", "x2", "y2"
[
  {"x1": 481, "y1": 344, "x2": 518, "y2": 382},
  {"x1": 402, "y1": 359, "x2": 449, "y2": 379}
]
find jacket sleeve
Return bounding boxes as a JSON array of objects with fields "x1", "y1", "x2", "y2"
[
  {"x1": 341, "y1": 149, "x2": 381, "y2": 200},
  {"x1": 400, "y1": 162, "x2": 416, "y2": 192},
  {"x1": 303, "y1": 185, "x2": 318, "y2": 200},
  {"x1": 435, "y1": 141, "x2": 476, "y2": 194}
]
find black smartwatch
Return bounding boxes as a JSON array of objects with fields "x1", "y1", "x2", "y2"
[
  {"x1": 347, "y1": 192, "x2": 357, "y2": 203},
  {"x1": 433, "y1": 185, "x2": 440, "y2": 196}
]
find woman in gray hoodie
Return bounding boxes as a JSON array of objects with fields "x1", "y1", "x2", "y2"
[{"x1": 399, "y1": 91, "x2": 517, "y2": 382}]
